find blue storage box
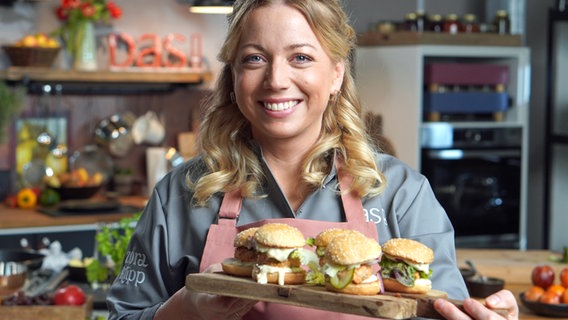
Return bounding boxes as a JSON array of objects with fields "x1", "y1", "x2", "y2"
[{"x1": 423, "y1": 92, "x2": 509, "y2": 114}]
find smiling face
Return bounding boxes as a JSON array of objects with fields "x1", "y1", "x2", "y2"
[{"x1": 231, "y1": 2, "x2": 345, "y2": 149}]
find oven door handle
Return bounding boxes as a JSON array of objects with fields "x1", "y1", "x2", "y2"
[{"x1": 425, "y1": 149, "x2": 521, "y2": 160}]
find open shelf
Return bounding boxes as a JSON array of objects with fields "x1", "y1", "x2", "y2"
[{"x1": 0, "y1": 67, "x2": 213, "y2": 94}]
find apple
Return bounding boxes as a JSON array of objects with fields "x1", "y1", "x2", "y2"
[{"x1": 531, "y1": 265, "x2": 555, "y2": 289}]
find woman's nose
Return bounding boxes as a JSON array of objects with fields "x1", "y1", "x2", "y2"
[{"x1": 264, "y1": 61, "x2": 290, "y2": 89}]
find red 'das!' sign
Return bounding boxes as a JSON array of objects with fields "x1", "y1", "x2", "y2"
[{"x1": 108, "y1": 32, "x2": 202, "y2": 69}]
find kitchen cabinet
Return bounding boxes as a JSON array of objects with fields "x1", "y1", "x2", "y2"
[
  {"x1": 544, "y1": 9, "x2": 568, "y2": 252},
  {"x1": 354, "y1": 44, "x2": 530, "y2": 249}
]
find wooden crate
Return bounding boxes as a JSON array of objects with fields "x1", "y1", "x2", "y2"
[
  {"x1": 0, "y1": 295, "x2": 93, "y2": 320},
  {"x1": 357, "y1": 31, "x2": 522, "y2": 47}
]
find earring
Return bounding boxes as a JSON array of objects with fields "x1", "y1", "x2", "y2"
[{"x1": 230, "y1": 92, "x2": 236, "y2": 104}]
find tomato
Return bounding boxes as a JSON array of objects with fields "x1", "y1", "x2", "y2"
[
  {"x1": 532, "y1": 265, "x2": 555, "y2": 289},
  {"x1": 16, "y1": 188, "x2": 38, "y2": 209},
  {"x1": 53, "y1": 285, "x2": 86, "y2": 306},
  {"x1": 523, "y1": 286, "x2": 545, "y2": 302},
  {"x1": 3, "y1": 194, "x2": 17, "y2": 208},
  {"x1": 560, "y1": 268, "x2": 568, "y2": 288},
  {"x1": 539, "y1": 291, "x2": 561, "y2": 304}
]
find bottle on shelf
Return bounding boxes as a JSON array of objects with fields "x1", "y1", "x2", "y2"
[{"x1": 493, "y1": 10, "x2": 511, "y2": 35}]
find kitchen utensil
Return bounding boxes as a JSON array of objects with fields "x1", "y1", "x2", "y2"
[
  {"x1": 0, "y1": 261, "x2": 27, "y2": 297},
  {"x1": 94, "y1": 112, "x2": 135, "y2": 158},
  {"x1": 465, "y1": 259, "x2": 487, "y2": 281},
  {"x1": 35, "y1": 84, "x2": 56, "y2": 151},
  {"x1": 0, "y1": 250, "x2": 45, "y2": 272},
  {"x1": 132, "y1": 111, "x2": 165, "y2": 145}
]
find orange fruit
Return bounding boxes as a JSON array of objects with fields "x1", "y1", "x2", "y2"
[
  {"x1": 540, "y1": 291, "x2": 561, "y2": 304},
  {"x1": 523, "y1": 286, "x2": 545, "y2": 302},
  {"x1": 547, "y1": 284, "x2": 566, "y2": 296},
  {"x1": 560, "y1": 268, "x2": 568, "y2": 288},
  {"x1": 563, "y1": 289, "x2": 568, "y2": 304}
]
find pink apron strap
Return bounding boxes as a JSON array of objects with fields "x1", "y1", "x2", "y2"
[
  {"x1": 199, "y1": 190, "x2": 242, "y2": 271},
  {"x1": 335, "y1": 157, "x2": 367, "y2": 226}
]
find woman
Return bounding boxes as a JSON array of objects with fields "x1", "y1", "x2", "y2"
[{"x1": 107, "y1": 0, "x2": 519, "y2": 319}]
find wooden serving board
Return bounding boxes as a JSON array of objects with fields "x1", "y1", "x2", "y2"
[{"x1": 186, "y1": 273, "x2": 471, "y2": 319}]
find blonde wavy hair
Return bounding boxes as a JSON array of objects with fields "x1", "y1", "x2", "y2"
[{"x1": 189, "y1": 0, "x2": 386, "y2": 206}]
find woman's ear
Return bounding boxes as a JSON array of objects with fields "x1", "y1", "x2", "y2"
[{"x1": 331, "y1": 60, "x2": 345, "y2": 94}]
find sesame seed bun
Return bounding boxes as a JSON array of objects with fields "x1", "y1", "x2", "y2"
[
  {"x1": 234, "y1": 227, "x2": 258, "y2": 248},
  {"x1": 381, "y1": 238, "x2": 433, "y2": 264},
  {"x1": 254, "y1": 223, "x2": 306, "y2": 248},
  {"x1": 314, "y1": 228, "x2": 364, "y2": 248},
  {"x1": 325, "y1": 233, "x2": 381, "y2": 266},
  {"x1": 325, "y1": 280, "x2": 382, "y2": 295}
]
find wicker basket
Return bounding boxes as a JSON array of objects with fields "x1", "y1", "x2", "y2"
[{"x1": 2, "y1": 45, "x2": 60, "y2": 67}]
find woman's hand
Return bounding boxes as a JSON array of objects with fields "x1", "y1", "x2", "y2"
[
  {"x1": 155, "y1": 263, "x2": 257, "y2": 320},
  {"x1": 433, "y1": 290, "x2": 519, "y2": 320}
]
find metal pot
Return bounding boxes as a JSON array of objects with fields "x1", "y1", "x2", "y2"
[{"x1": 94, "y1": 112, "x2": 136, "y2": 158}]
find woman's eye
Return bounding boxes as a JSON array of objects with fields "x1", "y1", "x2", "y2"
[
  {"x1": 293, "y1": 54, "x2": 312, "y2": 63},
  {"x1": 242, "y1": 54, "x2": 264, "y2": 64}
]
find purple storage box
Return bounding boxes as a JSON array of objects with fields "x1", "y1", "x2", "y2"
[
  {"x1": 423, "y1": 92, "x2": 509, "y2": 113},
  {"x1": 424, "y1": 63, "x2": 509, "y2": 86}
]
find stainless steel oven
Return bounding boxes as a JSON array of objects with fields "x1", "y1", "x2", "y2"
[{"x1": 421, "y1": 124, "x2": 523, "y2": 249}]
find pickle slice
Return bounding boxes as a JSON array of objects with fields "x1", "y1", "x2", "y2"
[{"x1": 329, "y1": 268, "x2": 354, "y2": 289}]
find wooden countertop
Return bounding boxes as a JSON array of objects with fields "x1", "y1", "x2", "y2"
[
  {"x1": 0, "y1": 196, "x2": 147, "y2": 233},
  {"x1": 456, "y1": 249, "x2": 568, "y2": 320}
]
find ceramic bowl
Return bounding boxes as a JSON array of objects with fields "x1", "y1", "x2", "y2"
[{"x1": 465, "y1": 276, "x2": 505, "y2": 298}]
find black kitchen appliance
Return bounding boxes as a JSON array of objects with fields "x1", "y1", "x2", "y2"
[{"x1": 421, "y1": 124, "x2": 522, "y2": 249}]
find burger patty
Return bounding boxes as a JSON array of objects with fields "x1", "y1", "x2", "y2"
[
  {"x1": 234, "y1": 247, "x2": 257, "y2": 263},
  {"x1": 256, "y1": 252, "x2": 301, "y2": 268}
]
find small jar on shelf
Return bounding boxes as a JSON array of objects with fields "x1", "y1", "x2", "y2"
[
  {"x1": 443, "y1": 14, "x2": 460, "y2": 34},
  {"x1": 460, "y1": 14, "x2": 480, "y2": 33}
]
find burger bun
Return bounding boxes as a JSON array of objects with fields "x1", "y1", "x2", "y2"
[
  {"x1": 382, "y1": 278, "x2": 432, "y2": 294},
  {"x1": 252, "y1": 265, "x2": 306, "y2": 285},
  {"x1": 325, "y1": 280, "x2": 382, "y2": 295},
  {"x1": 221, "y1": 259, "x2": 254, "y2": 277}
]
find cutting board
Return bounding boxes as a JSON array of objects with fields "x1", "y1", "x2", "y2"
[{"x1": 186, "y1": 273, "x2": 485, "y2": 319}]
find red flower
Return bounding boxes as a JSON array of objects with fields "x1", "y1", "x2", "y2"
[
  {"x1": 107, "y1": 2, "x2": 122, "y2": 19},
  {"x1": 80, "y1": 2, "x2": 96, "y2": 17},
  {"x1": 62, "y1": 0, "x2": 81, "y2": 9},
  {"x1": 55, "y1": 6, "x2": 69, "y2": 20}
]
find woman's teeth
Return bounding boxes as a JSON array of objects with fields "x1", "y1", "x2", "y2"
[{"x1": 263, "y1": 101, "x2": 298, "y2": 111}]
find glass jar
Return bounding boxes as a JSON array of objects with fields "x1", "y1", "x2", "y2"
[
  {"x1": 443, "y1": 14, "x2": 460, "y2": 34},
  {"x1": 415, "y1": 10, "x2": 428, "y2": 32},
  {"x1": 429, "y1": 14, "x2": 443, "y2": 32},
  {"x1": 404, "y1": 12, "x2": 418, "y2": 31},
  {"x1": 493, "y1": 10, "x2": 510, "y2": 35},
  {"x1": 461, "y1": 14, "x2": 479, "y2": 33}
]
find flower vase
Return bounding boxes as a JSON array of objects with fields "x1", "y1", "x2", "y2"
[{"x1": 74, "y1": 21, "x2": 97, "y2": 71}]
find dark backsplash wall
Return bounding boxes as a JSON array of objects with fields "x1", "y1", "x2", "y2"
[{"x1": 3, "y1": 88, "x2": 207, "y2": 196}]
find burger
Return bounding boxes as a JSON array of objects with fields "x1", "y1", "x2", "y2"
[
  {"x1": 321, "y1": 232, "x2": 383, "y2": 295},
  {"x1": 221, "y1": 227, "x2": 259, "y2": 277},
  {"x1": 379, "y1": 238, "x2": 433, "y2": 294},
  {"x1": 251, "y1": 223, "x2": 316, "y2": 285}
]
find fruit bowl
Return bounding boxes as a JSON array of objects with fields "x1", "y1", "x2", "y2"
[
  {"x1": 2, "y1": 45, "x2": 60, "y2": 67},
  {"x1": 50, "y1": 185, "x2": 102, "y2": 200},
  {"x1": 520, "y1": 292, "x2": 568, "y2": 317}
]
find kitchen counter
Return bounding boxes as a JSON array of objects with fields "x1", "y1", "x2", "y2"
[
  {"x1": 0, "y1": 196, "x2": 147, "y2": 235},
  {"x1": 456, "y1": 249, "x2": 568, "y2": 320}
]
